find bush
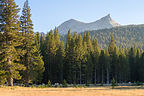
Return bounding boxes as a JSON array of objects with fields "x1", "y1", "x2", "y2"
[
  {"x1": 133, "y1": 81, "x2": 143, "y2": 86},
  {"x1": 31, "y1": 85, "x2": 36, "y2": 88},
  {"x1": 62, "y1": 79, "x2": 67, "y2": 87},
  {"x1": 75, "y1": 85, "x2": 79, "y2": 88},
  {"x1": 85, "y1": 81, "x2": 90, "y2": 87},
  {"x1": 100, "y1": 82, "x2": 103, "y2": 86},
  {"x1": 54, "y1": 83, "x2": 60, "y2": 88},
  {"x1": 47, "y1": 80, "x2": 51, "y2": 87},
  {"x1": 112, "y1": 78, "x2": 116, "y2": 89}
]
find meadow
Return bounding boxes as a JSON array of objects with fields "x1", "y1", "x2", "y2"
[{"x1": 0, "y1": 86, "x2": 144, "y2": 96}]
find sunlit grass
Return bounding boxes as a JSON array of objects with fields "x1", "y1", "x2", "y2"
[{"x1": 0, "y1": 86, "x2": 144, "y2": 96}]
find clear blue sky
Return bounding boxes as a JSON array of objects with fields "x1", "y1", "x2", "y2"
[{"x1": 15, "y1": 0, "x2": 144, "y2": 33}]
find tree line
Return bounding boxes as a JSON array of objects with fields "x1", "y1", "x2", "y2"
[
  {"x1": 1, "y1": 0, "x2": 144, "y2": 86},
  {"x1": 40, "y1": 29, "x2": 144, "y2": 85}
]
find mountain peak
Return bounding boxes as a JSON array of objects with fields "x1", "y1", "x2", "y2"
[
  {"x1": 57, "y1": 14, "x2": 120, "y2": 35},
  {"x1": 100, "y1": 14, "x2": 112, "y2": 21},
  {"x1": 106, "y1": 14, "x2": 111, "y2": 18},
  {"x1": 66, "y1": 19, "x2": 84, "y2": 23},
  {"x1": 68, "y1": 19, "x2": 76, "y2": 21}
]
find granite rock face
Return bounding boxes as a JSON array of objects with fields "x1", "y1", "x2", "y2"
[{"x1": 57, "y1": 14, "x2": 120, "y2": 35}]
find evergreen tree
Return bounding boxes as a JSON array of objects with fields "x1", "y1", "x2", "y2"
[
  {"x1": 139, "y1": 52, "x2": 144, "y2": 81},
  {"x1": 20, "y1": 0, "x2": 44, "y2": 86},
  {"x1": 34, "y1": 33, "x2": 45, "y2": 83},
  {"x1": 129, "y1": 47, "x2": 137, "y2": 82},
  {"x1": 86, "y1": 32, "x2": 93, "y2": 52},
  {"x1": 74, "y1": 34, "x2": 85, "y2": 84},
  {"x1": 108, "y1": 35, "x2": 119, "y2": 81},
  {"x1": 40, "y1": 33, "x2": 46, "y2": 62},
  {"x1": 64, "y1": 29, "x2": 73, "y2": 83},
  {"x1": 135, "y1": 49, "x2": 140, "y2": 81},
  {"x1": 0, "y1": 0, "x2": 25, "y2": 86},
  {"x1": 108, "y1": 35, "x2": 117, "y2": 56},
  {"x1": 118, "y1": 48, "x2": 129, "y2": 82},
  {"x1": 66, "y1": 29, "x2": 72, "y2": 50},
  {"x1": 99, "y1": 50, "x2": 105, "y2": 83},
  {"x1": 55, "y1": 41, "x2": 65, "y2": 83},
  {"x1": 54, "y1": 27, "x2": 60, "y2": 47},
  {"x1": 105, "y1": 49, "x2": 110, "y2": 84},
  {"x1": 92, "y1": 39, "x2": 100, "y2": 84},
  {"x1": 44, "y1": 30, "x2": 57, "y2": 83},
  {"x1": 85, "y1": 32, "x2": 93, "y2": 83}
]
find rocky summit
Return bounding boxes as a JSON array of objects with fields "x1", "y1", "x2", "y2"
[{"x1": 57, "y1": 14, "x2": 120, "y2": 35}]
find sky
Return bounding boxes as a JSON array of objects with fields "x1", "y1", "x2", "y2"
[{"x1": 15, "y1": 0, "x2": 144, "y2": 33}]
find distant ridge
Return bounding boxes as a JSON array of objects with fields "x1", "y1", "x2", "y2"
[{"x1": 57, "y1": 14, "x2": 120, "y2": 35}]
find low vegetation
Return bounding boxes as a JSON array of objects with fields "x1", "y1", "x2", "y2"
[{"x1": 0, "y1": 86, "x2": 144, "y2": 96}]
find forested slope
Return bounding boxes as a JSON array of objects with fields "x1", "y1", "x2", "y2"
[{"x1": 81, "y1": 24, "x2": 144, "y2": 48}]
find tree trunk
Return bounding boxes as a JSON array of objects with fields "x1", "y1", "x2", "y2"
[
  {"x1": 60, "y1": 66, "x2": 63, "y2": 83},
  {"x1": 94, "y1": 66, "x2": 97, "y2": 84},
  {"x1": 25, "y1": 69, "x2": 29, "y2": 87},
  {"x1": 102, "y1": 66, "x2": 104, "y2": 83},
  {"x1": 80, "y1": 67, "x2": 82, "y2": 84},
  {"x1": 106, "y1": 67, "x2": 110, "y2": 84},
  {"x1": 7, "y1": 57, "x2": 13, "y2": 86},
  {"x1": 7, "y1": 77, "x2": 13, "y2": 86}
]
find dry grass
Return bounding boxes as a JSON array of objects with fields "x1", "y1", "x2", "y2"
[{"x1": 0, "y1": 86, "x2": 144, "y2": 96}]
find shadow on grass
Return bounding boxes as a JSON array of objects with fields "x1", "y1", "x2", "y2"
[{"x1": 113, "y1": 86, "x2": 144, "y2": 90}]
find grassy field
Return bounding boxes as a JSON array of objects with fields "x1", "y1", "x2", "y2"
[{"x1": 0, "y1": 86, "x2": 144, "y2": 96}]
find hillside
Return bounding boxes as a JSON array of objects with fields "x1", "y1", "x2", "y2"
[{"x1": 80, "y1": 24, "x2": 144, "y2": 48}]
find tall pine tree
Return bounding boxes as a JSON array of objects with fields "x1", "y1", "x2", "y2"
[
  {"x1": 92, "y1": 39, "x2": 100, "y2": 84},
  {"x1": 0, "y1": 0, "x2": 25, "y2": 86},
  {"x1": 20, "y1": 0, "x2": 44, "y2": 86}
]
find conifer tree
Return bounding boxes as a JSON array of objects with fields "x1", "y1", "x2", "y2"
[
  {"x1": 135, "y1": 49, "x2": 140, "y2": 81},
  {"x1": 20, "y1": 0, "x2": 44, "y2": 86},
  {"x1": 108, "y1": 35, "x2": 119, "y2": 81},
  {"x1": 99, "y1": 50, "x2": 105, "y2": 83},
  {"x1": 74, "y1": 34, "x2": 85, "y2": 84},
  {"x1": 42, "y1": 33, "x2": 50, "y2": 83},
  {"x1": 35, "y1": 32, "x2": 40, "y2": 48},
  {"x1": 66, "y1": 29, "x2": 72, "y2": 50},
  {"x1": 82, "y1": 33, "x2": 88, "y2": 84},
  {"x1": 108, "y1": 35, "x2": 117, "y2": 56},
  {"x1": 118, "y1": 48, "x2": 129, "y2": 82},
  {"x1": 105, "y1": 49, "x2": 110, "y2": 84},
  {"x1": 139, "y1": 52, "x2": 144, "y2": 81},
  {"x1": 85, "y1": 32, "x2": 93, "y2": 83},
  {"x1": 92, "y1": 39, "x2": 100, "y2": 84},
  {"x1": 86, "y1": 32, "x2": 93, "y2": 52},
  {"x1": 43, "y1": 30, "x2": 57, "y2": 83},
  {"x1": 40, "y1": 33, "x2": 45, "y2": 61},
  {"x1": 0, "y1": 0, "x2": 25, "y2": 86},
  {"x1": 129, "y1": 47, "x2": 137, "y2": 82},
  {"x1": 64, "y1": 29, "x2": 73, "y2": 83},
  {"x1": 55, "y1": 41, "x2": 65, "y2": 83},
  {"x1": 54, "y1": 27, "x2": 60, "y2": 47},
  {"x1": 34, "y1": 33, "x2": 45, "y2": 83},
  {"x1": 83, "y1": 32, "x2": 87, "y2": 43}
]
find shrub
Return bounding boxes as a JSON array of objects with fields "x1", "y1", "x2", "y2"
[
  {"x1": 47, "y1": 80, "x2": 51, "y2": 87},
  {"x1": 112, "y1": 78, "x2": 116, "y2": 89},
  {"x1": 62, "y1": 79, "x2": 67, "y2": 87},
  {"x1": 100, "y1": 82, "x2": 103, "y2": 86},
  {"x1": 133, "y1": 81, "x2": 143, "y2": 86},
  {"x1": 85, "y1": 81, "x2": 90, "y2": 87},
  {"x1": 75, "y1": 85, "x2": 79, "y2": 88}
]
